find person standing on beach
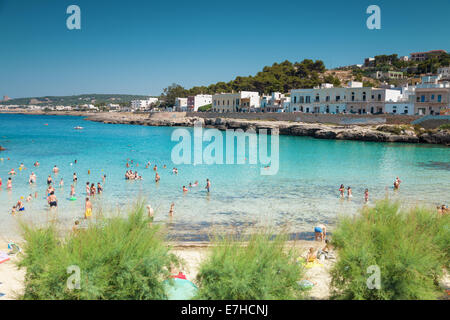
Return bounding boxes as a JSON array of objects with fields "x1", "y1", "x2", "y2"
[
  {"x1": 205, "y1": 179, "x2": 211, "y2": 193},
  {"x1": 85, "y1": 197, "x2": 92, "y2": 219}
]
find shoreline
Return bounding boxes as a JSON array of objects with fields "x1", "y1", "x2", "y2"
[{"x1": 1, "y1": 110, "x2": 449, "y2": 146}]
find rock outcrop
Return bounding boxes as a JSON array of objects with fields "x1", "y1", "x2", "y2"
[{"x1": 84, "y1": 114, "x2": 450, "y2": 146}]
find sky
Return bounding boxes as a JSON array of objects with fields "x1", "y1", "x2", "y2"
[{"x1": 0, "y1": 0, "x2": 449, "y2": 99}]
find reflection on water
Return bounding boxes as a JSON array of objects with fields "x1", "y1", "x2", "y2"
[{"x1": 416, "y1": 161, "x2": 450, "y2": 170}]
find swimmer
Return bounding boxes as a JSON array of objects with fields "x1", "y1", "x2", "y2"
[
  {"x1": 169, "y1": 203, "x2": 174, "y2": 217},
  {"x1": 86, "y1": 182, "x2": 90, "y2": 195},
  {"x1": 393, "y1": 177, "x2": 402, "y2": 190},
  {"x1": 155, "y1": 172, "x2": 160, "y2": 183},
  {"x1": 182, "y1": 186, "x2": 188, "y2": 192},
  {"x1": 53, "y1": 165, "x2": 59, "y2": 174},
  {"x1": 29, "y1": 172, "x2": 36, "y2": 184},
  {"x1": 347, "y1": 186, "x2": 352, "y2": 198},
  {"x1": 90, "y1": 183, "x2": 96, "y2": 197},
  {"x1": 102, "y1": 174, "x2": 106, "y2": 183},
  {"x1": 9, "y1": 168, "x2": 16, "y2": 175},
  {"x1": 59, "y1": 178, "x2": 64, "y2": 187},
  {"x1": 26, "y1": 194, "x2": 32, "y2": 202},
  {"x1": 47, "y1": 175, "x2": 53, "y2": 185},
  {"x1": 97, "y1": 182, "x2": 103, "y2": 194},
  {"x1": 7, "y1": 178, "x2": 12, "y2": 189},
  {"x1": 73, "y1": 173, "x2": 78, "y2": 182},
  {"x1": 153, "y1": 165, "x2": 157, "y2": 171},
  {"x1": 47, "y1": 191, "x2": 58, "y2": 209},
  {"x1": 339, "y1": 184, "x2": 345, "y2": 197},
  {"x1": 34, "y1": 161, "x2": 40, "y2": 167},
  {"x1": 364, "y1": 189, "x2": 369, "y2": 203},
  {"x1": 189, "y1": 182, "x2": 192, "y2": 188},
  {"x1": 0, "y1": 177, "x2": 2, "y2": 187},
  {"x1": 205, "y1": 179, "x2": 211, "y2": 193},
  {"x1": 193, "y1": 181, "x2": 198, "y2": 187},
  {"x1": 70, "y1": 185, "x2": 76, "y2": 197},
  {"x1": 147, "y1": 204, "x2": 154, "y2": 220},
  {"x1": 163, "y1": 164, "x2": 167, "y2": 169}
]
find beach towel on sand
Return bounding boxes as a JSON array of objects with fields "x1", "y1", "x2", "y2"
[{"x1": 0, "y1": 252, "x2": 10, "y2": 264}]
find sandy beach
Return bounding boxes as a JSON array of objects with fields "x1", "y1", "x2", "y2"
[{"x1": 0, "y1": 239, "x2": 334, "y2": 300}]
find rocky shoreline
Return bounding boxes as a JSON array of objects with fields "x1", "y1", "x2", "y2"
[
  {"x1": 86, "y1": 113, "x2": 450, "y2": 146},
  {"x1": 1, "y1": 111, "x2": 448, "y2": 146}
]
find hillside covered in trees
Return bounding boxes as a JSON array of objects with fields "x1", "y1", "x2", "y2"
[{"x1": 160, "y1": 59, "x2": 337, "y2": 107}]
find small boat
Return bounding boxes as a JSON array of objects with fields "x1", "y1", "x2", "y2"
[{"x1": 74, "y1": 126, "x2": 84, "y2": 130}]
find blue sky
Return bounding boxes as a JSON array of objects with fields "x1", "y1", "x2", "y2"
[{"x1": 0, "y1": 0, "x2": 449, "y2": 98}]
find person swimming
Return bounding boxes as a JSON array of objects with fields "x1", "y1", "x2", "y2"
[
  {"x1": 155, "y1": 172, "x2": 160, "y2": 182},
  {"x1": 182, "y1": 186, "x2": 188, "y2": 192},
  {"x1": 364, "y1": 189, "x2": 369, "y2": 202},
  {"x1": 347, "y1": 186, "x2": 352, "y2": 198},
  {"x1": 205, "y1": 179, "x2": 211, "y2": 193}
]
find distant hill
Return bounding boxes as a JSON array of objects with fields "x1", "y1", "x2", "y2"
[{"x1": 0, "y1": 94, "x2": 153, "y2": 106}]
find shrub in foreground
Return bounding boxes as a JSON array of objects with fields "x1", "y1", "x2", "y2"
[
  {"x1": 330, "y1": 200, "x2": 449, "y2": 300},
  {"x1": 195, "y1": 232, "x2": 304, "y2": 300},
  {"x1": 18, "y1": 202, "x2": 178, "y2": 299}
]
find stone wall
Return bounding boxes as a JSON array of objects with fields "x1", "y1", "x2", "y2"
[{"x1": 186, "y1": 112, "x2": 420, "y2": 125}]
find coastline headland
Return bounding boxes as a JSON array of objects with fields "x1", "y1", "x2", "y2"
[{"x1": 1, "y1": 110, "x2": 449, "y2": 146}]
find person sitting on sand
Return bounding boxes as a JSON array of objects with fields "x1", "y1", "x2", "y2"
[
  {"x1": 306, "y1": 247, "x2": 317, "y2": 263},
  {"x1": 11, "y1": 206, "x2": 16, "y2": 214},
  {"x1": 72, "y1": 220, "x2": 80, "y2": 234},
  {"x1": 15, "y1": 200, "x2": 25, "y2": 211}
]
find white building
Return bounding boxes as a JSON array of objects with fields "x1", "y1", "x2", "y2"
[
  {"x1": 260, "y1": 92, "x2": 290, "y2": 112},
  {"x1": 212, "y1": 91, "x2": 260, "y2": 113},
  {"x1": 130, "y1": 97, "x2": 158, "y2": 111},
  {"x1": 174, "y1": 97, "x2": 188, "y2": 111},
  {"x1": 187, "y1": 94, "x2": 212, "y2": 111},
  {"x1": 438, "y1": 67, "x2": 450, "y2": 79},
  {"x1": 289, "y1": 82, "x2": 404, "y2": 114}
]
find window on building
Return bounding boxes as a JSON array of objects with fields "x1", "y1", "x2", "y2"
[
  {"x1": 421, "y1": 95, "x2": 425, "y2": 102},
  {"x1": 336, "y1": 96, "x2": 340, "y2": 102},
  {"x1": 438, "y1": 95, "x2": 442, "y2": 102},
  {"x1": 306, "y1": 96, "x2": 310, "y2": 103}
]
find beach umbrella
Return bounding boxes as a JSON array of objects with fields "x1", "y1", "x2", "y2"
[{"x1": 163, "y1": 278, "x2": 198, "y2": 300}]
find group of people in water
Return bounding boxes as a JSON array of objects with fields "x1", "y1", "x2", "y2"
[{"x1": 337, "y1": 176, "x2": 403, "y2": 203}]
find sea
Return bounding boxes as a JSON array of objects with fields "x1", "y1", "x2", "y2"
[{"x1": 0, "y1": 113, "x2": 449, "y2": 241}]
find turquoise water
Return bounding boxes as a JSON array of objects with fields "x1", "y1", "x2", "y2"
[{"x1": 0, "y1": 114, "x2": 449, "y2": 240}]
